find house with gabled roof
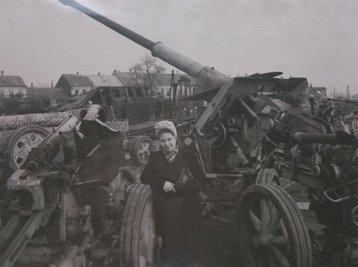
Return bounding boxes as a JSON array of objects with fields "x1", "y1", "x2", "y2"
[
  {"x1": 86, "y1": 74, "x2": 123, "y2": 88},
  {"x1": 0, "y1": 71, "x2": 27, "y2": 96},
  {"x1": 56, "y1": 73, "x2": 125, "y2": 96},
  {"x1": 55, "y1": 73, "x2": 92, "y2": 96},
  {"x1": 113, "y1": 70, "x2": 196, "y2": 99},
  {"x1": 112, "y1": 70, "x2": 148, "y2": 101},
  {"x1": 112, "y1": 71, "x2": 144, "y2": 87}
]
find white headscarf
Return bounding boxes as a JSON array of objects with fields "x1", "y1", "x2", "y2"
[{"x1": 154, "y1": 120, "x2": 177, "y2": 140}]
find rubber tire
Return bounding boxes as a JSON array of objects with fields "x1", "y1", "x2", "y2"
[
  {"x1": 119, "y1": 184, "x2": 158, "y2": 267},
  {"x1": 130, "y1": 136, "x2": 154, "y2": 166},
  {"x1": 6, "y1": 125, "x2": 49, "y2": 170},
  {"x1": 255, "y1": 168, "x2": 280, "y2": 185},
  {"x1": 237, "y1": 183, "x2": 312, "y2": 267}
]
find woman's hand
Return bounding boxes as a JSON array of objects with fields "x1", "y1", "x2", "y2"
[{"x1": 163, "y1": 181, "x2": 176, "y2": 193}]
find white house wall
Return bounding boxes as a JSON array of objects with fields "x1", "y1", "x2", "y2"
[{"x1": 0, "y1": 87, "x2": 27, "y2": 96}]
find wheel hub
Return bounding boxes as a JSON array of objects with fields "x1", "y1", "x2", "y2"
[{"x1": 251, "y1": 234, "x2": 273, "y2": 250}]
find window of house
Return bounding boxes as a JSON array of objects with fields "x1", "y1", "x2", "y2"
[
  {"x1": 112, "y1": 88, "x2": 119, "y2": 98},
  {"x1": 120, "y1": 88, "x2": 127, "y2": 98},
  {"x1": 126, "y1": 87, "x2": 135, "y2": 102},
  {"x1": 127, "y1": 88, "x2": 134, "y2": 97},
  {"x1": 113, "y1": 88, "x2": 124, "y2": 99}
]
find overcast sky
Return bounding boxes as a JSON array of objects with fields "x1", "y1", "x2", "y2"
[{"x1": 1, "y1": 0, "x2": 358, "y2": 95}]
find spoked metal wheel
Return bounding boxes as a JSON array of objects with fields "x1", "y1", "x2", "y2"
[
  {"x1": 120, "y1": 184, "x2": 159, "y2": 267},
  {"x1": 237, "y1": 183, "x2": 312, "y2": 267},
  {"x1": 130, "y1": 136, "x2": 154, "y2": 166},
  {"x1": 6, "y1": 125, "x2": 49, "y2": 170}
]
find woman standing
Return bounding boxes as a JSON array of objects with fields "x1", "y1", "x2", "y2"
[{"x1": 141, "y1": 120, "x2": 207, "y2": 267}]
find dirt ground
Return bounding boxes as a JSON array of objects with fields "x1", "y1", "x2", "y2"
[{"x1": 11, "y1": 182, "x2": 323, "y2": 267}]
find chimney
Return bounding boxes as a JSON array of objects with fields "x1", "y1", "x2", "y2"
[
  {"x1": 51, "y1": 80, "x2": 54, "y2": 88},
  {"x1": 31, "y1": 82, "x2": 33, "y2": 88},
  {"x1": 76, "y1": 72, "x2": 79, "y2": 75},
  {"x1": 1, "y1": 71, "x2": 4, "y2": 76}
]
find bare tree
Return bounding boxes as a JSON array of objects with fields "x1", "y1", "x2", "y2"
[{"x1": 129, "y1": 54, "x2": 165, "y2": 96}]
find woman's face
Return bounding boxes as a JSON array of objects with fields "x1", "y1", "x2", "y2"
[{"x1": 159, "y1": 132, "x2": 177, "y2": 152}]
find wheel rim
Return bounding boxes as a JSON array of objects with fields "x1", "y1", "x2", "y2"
[
  {"x1": 131, "y1": 136, "x2": 154, "y2": 166},
  {"x1": 12, "y1": 131, "x2": 46, "y2": 168},
  {"x1": 137, "y1": 140, "x2": 152, "y2": 163},
  {"x1": 238, "y1": 184, "x2": 312, "y2": 267}
]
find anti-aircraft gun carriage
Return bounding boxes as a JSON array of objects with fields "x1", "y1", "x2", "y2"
[{"x1": 55, "y1": 1, "x2": 314, "y2": 267}]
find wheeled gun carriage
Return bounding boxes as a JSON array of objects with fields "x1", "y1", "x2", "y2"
[
  {"x1": 247, "y1": 128, "x2": 358, "y2": 267},
  {"x1": 0, "y1": 104, "x2": 160, "y2": 267}
]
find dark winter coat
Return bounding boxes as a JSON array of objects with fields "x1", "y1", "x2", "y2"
[{"x1": 141, "y1": 149, "x2": 207, "y2": 266}]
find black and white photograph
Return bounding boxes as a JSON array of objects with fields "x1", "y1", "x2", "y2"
[{"x1": 1, "y1": 0, "x2": 358, "y2": 266}]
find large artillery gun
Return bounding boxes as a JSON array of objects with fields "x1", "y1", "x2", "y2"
[
  {"x1": 56, "y1": 1, "x2": 327, "y2": 267},
  {"x1": 58, "y1": 0, "x2": 308, "y2": 173}
]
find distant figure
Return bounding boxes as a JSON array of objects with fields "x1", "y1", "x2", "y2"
[{"x1": 141, "y1": 120, "x2": 207, "y2": 267}]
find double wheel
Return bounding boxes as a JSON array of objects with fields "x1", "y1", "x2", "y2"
[
  {"x1": 119, "y1": 184, "x2": 160, "y2": 267},
  {"x1": 237, "y1": 183, "x2": 312, "y2": 267}
]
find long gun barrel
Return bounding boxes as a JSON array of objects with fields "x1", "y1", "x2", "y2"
[
  {"x1": 59, "y1": 0, "x2": 229, "y2": 90},
  {"x1": 326, "y1": 98, "x2": 358, "y2": 105},
  {"x1": 291, "y1": 131, "x2": 356, "y2": 145}
]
